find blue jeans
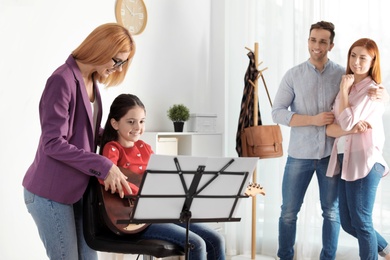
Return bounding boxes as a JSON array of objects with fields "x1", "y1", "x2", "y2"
[
  {"x1": 278, "y1": 156, "x2": 340, "y2": 260},
  {"x1": 338, "y1": 154, "x2": 389, "y2": 260},
  {"x1": 24, "y1": 188, "x2": 97, "y2": 260},
  {"x1": 138, "y1": 222, "x2": 225, "y2": 260}
]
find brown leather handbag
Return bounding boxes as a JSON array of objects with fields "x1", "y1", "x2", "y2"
[
  {"x1": 240, "y1": 73, "x2": 283, "y2": 159},
  {"x1": 241, "y1": 124, "x2": 283, "y2": 158}
]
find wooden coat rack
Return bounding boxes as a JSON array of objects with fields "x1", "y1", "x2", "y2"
[{"x1": 245, "y1": 42, "x2": 268, "y2": 260}]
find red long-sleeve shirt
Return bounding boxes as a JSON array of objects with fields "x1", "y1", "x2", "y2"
[{"x1": 98, "y1": 140, "x2": 153, "y2": 195}]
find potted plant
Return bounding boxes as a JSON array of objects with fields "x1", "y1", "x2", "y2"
[{"x1": 167, "y1": 104, "x2": 190, "y2": 132}]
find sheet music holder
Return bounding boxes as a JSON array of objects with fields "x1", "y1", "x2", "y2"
[{"x1": 118, "y1": 154, "x2": 258, "y2": 259}]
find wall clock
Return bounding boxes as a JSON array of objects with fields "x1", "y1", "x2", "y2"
[{"x1": 115, "y1": 0, "x2": 148, "y2": 35}]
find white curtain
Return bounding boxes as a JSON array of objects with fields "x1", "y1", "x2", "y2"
[{"x1": 225, "y1": 0, "x2": 390, "y2": 259}]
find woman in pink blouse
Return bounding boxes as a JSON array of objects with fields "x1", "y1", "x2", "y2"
[{"x1": 326, "y1": 38, "x2": 389, "y2": 259}]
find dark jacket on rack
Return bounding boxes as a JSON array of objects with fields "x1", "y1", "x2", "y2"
[{"x1": 235, "y1": 51, "x2": 262, "y2": 157}]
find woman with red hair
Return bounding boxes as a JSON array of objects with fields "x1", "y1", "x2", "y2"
[{"x1": 326, "y1": 38, "x2": 390, "y2": 259}]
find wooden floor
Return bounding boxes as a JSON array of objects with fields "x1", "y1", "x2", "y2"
[{"x1": 97, "y1": 253, "x2": 275, "y2": 260}]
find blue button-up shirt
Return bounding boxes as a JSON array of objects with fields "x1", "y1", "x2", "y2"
[{"x1": 272, "y1": 59, "x2": 345, "y2": 159}]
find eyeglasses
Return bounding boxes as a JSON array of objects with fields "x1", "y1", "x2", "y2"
[{"x1": 112, "y1": 58, "x2": 128, "y2": 68}]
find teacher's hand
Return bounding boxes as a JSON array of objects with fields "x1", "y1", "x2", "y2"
[{"x1": 104, "y1": 164, "x2": 132, "y2": 198}]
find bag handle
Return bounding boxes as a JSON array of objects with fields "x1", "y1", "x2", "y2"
[
  {"x1": 252, "y1": 57, "x2": 280, "y2": 127},
  {"x1": 258, "y1": 72, "x2": 273, "y2": 108}
]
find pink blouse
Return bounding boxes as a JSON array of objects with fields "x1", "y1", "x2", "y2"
[{"x1": 326, "y1": 76, "x2": 389, "y2": 181}]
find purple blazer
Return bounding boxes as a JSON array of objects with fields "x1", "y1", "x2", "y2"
[{"x1": 23, "y1": 55, "x2": 113, "y2": 204}]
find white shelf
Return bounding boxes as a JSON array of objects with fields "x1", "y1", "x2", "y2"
[{"x1": 142, "y1": 132, "x2": 223, "y2": 157}]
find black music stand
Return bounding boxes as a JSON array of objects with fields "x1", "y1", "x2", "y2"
[{"x1": 118, "y1": 154, "x2": 258, "y2": 260}]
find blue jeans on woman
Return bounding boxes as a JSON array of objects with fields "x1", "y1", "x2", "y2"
[
  {"x1": 338, "y1": 154, "x2": 390, "y2": 260},
  {"x1": 139, "y1": 222, "x2": 225, "y2": 260},
  {"x1": 24, "y1": 188, "x2": 97, "y2": 260},
  {"x1": 277, "y1": 156, "x2": 340, "y2": 260}
]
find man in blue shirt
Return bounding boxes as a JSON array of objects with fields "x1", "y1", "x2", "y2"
[{"x1": 272, "y1": 21, "x2": 343, "y2": 260}]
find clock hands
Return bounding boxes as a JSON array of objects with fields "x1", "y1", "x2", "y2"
[
  {"x1": 124, "y1": 4, "x2": 144, "y2": 17},
  {"x1": 124, "y1": 4, "x2": 135, "y2": 16}
]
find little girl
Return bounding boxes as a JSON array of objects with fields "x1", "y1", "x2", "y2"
[
  {"x1": 99, "y1": 93, "x2": 226, "y2": 260},
  {"x1": 99, "y1": 93, "x2": 151, "y2": 195}
]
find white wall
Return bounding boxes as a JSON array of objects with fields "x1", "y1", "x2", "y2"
[
  {"x1": 0, "y1": 0, "x2": 227, "y2": 259},
  {"x1": 6, "y1": 1, "x2": 389, "y2": 259}
]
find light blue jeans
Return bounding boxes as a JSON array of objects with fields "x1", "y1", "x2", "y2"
[
  {"x1": 277, "y1": 156, "x2": 340, "y2": 260},
  {"x1": 24, "y1": 188, "x2": 97, "y2": 260},
  {"x1": 138, "y1": 222, "x2": 226, "y2": 260},
  {"x1": 338, "y1": 154, "x2": 390, "y2": 260}
]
